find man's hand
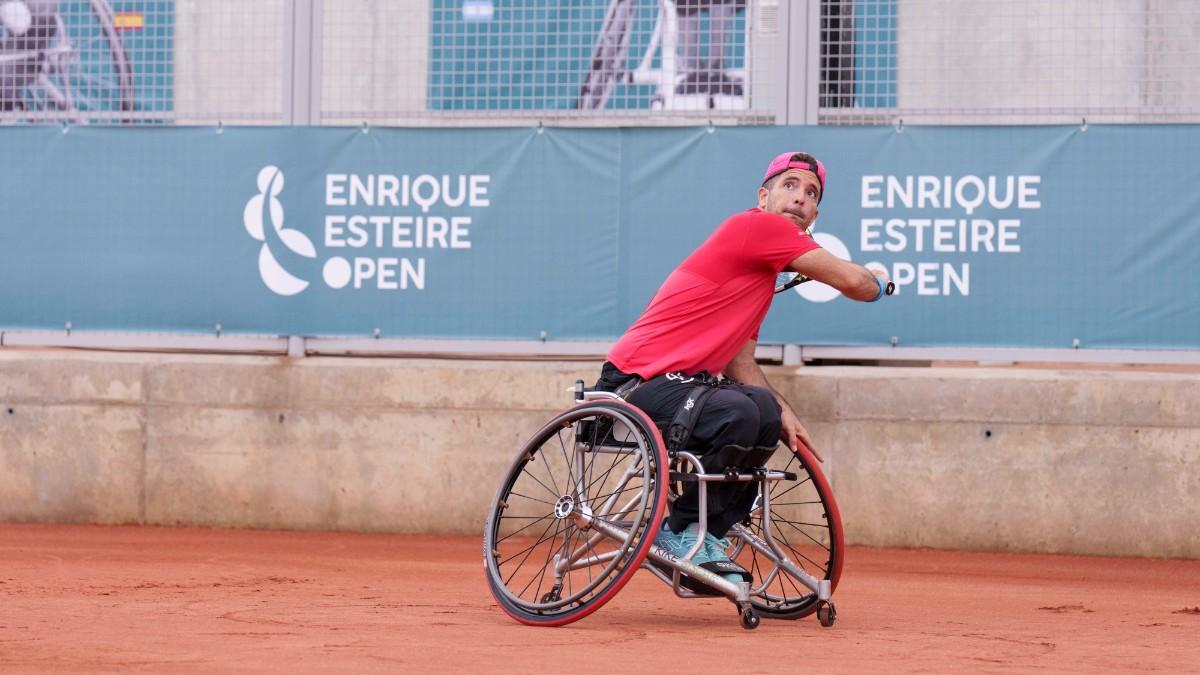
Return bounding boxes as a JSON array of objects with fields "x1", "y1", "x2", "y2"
[{"x1": 780, "y1": 407, "x2": 824, "y2": 463}]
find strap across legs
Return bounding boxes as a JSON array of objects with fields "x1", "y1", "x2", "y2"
[{"x1": 664, "y1": 383, "x2": 719, "y2": 453}]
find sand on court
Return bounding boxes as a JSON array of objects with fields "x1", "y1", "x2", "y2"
[{"x1": 1, "y1": 524, "x2": 1197, "y2": 673}]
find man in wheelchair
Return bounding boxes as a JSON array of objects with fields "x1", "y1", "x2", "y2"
[{"x1": 595, "y1": 151, "x2": 890, "y2": 585}]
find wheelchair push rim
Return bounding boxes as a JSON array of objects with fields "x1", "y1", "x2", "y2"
[{"x1": 484, "y1": 399, "x2": 668, "y2": 627}]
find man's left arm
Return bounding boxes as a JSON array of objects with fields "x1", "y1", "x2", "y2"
[{"x1": 724, "y1": 339, "x2": 821, "y2": 460}]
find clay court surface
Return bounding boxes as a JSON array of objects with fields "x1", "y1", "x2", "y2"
[{"x1": 1, "y1": 525, "x2": 1197, "y2": 673}]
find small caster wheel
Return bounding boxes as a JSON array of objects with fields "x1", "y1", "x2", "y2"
[
  {"x1": 540, "y1": 585, "x2": 562, "y2": 603},
  {"x1": 816, "y1": 600, "x2": 836, "y2": 628},
  {"x1": 740, "y1": 608, "x2": 760, "y2": 630}
]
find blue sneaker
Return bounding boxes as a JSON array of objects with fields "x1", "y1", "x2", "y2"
[
  {"x1": 703, "y1": 532, "x2": 743, "y2": 583},
  {"x1": 653, "y1": 522, "x2": 706, "y2": 562}
]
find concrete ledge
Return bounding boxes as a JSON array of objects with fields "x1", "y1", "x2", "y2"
[
  {"x1": 0, "y1": 403, "x2": 144, "y2": 523},
  {"x1": 1, "y1": 351, "x2": 1197, "y2": 557},
  {"x1": 816, "y1": 367, "x2": 1200, "y2": 427},
  {"x1": 778, "y1": 366, "x2": 1200, "y2": 557}
]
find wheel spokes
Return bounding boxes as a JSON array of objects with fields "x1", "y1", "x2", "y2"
[{"x1": 489, "y1": 406, "x2": 658, "y2": 613}]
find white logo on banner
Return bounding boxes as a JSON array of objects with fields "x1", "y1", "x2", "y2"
[
  {"x1": 858, "y1": 174, "x2": 1040, "y2": 296},
  {"x1": 242, "y1": 167, "x2": 491, "y2": 296},
  {"x1": 244, "y1": 166, "x2": 317, "y2": 296}
]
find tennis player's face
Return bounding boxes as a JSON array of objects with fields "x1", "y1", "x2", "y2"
[{"x1": 758, "y1": 169, "x2": 820, "y2": 228}]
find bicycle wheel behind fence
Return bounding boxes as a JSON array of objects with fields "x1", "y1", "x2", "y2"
[
  {"x1": 17, "y1": 0, "x2": 134, "y2": 119},
  {"x1": 727, "y1": 446, "x2": 845, "y2": 619},
  {"x1": 484, "y1": 400, "x2": 667, "y2": 627}
]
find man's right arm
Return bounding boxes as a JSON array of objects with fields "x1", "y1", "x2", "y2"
[{"x1": 786, "y1": 248, "x2": 887, "y2": 302}]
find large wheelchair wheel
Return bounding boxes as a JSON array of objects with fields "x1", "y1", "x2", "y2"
[
  {"x1": 726, "y1": 444, "x2": 844, "y2": 619},
  {"x1": 484, "y1": 399, "x2": 667, "y2": 627},
  {"x1": 6, "y1": 0, "x2": 135, "y2": 122}
]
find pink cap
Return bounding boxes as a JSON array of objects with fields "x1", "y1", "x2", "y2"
[{"x1": 762, "y1": 151, "x2": 826, "y2": 201}]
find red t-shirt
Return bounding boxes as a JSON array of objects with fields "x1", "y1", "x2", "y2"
[{"x1": 608, "y1": 208, "x2": 821, "y2": 378}]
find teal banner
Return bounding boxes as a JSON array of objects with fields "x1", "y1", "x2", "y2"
[{"x1": 1, "y1": 125, "x2": 1197, "y2": 350}]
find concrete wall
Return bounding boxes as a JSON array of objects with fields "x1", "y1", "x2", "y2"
[
  {"x1": 778, "y1": 367, "x2": 1200, "y2": 558},
  {"x1": 1, "y1": 350, "x2": 1197, "y2": 558}
]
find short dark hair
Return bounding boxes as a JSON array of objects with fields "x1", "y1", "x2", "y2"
[{"x1": 761, "y1": 173, "x2": 784, "y2": 191}]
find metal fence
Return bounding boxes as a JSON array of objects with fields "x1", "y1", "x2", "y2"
[
  {"x1": 0, "y1": 0, "x2": 284, "y2": 124},
  {"x1": 318, "y1": 0, "x2": 780, "y2": 126},
  {"x1": 820, "y1": 0, "x2": 1200, "y2": 126},
  {"x1": 0, "y1": 0, "x2": 1198, "y2": 126}
]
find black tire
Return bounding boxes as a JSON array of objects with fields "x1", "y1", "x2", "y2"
[
  {"x1": 484, "y1": 399, "x2": 668, "y2": 626},
  {"x1": 816, "y1": 600, "x2": 837, "y2": 627},
  {"x1": 740, "y1": 607, "x2": 760, "y2": 630}
]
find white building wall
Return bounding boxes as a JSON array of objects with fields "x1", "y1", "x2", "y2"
[
  {"x1": 320, "y1": 0, "x2": 429, "y2": 123},
  {"x1": 173, "y1": 0, "x2": 286, "y2": 123},
  {"x1": 895, "y1": 0, "x2": 1200, "y2": 124}
]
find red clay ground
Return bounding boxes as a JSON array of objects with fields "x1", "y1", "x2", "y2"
[{"x1": 1, "y1": 524, "x2": 1198, "y2": 673}]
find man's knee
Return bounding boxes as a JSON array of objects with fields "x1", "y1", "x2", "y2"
[
  {"x1": 741, "y1": 385, "x2": 782, "y2": 442},
  {"x1": 700, "y1": 389, "x2": 760, "y2": 447}
]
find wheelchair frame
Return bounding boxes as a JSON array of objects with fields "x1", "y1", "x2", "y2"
[{"x1": 484, "y1": 381, "x2": 843, "y2": 631}]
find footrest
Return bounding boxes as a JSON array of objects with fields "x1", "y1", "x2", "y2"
[
  {"x1": 646, "y1": 557, "x2": 724, "y2": 596},
  {"x1": 669, "y1": 469, "x2": 795, "y2": 482}
]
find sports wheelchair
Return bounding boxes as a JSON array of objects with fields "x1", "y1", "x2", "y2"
[{"x1": 483, "y1": 381, "x2": 843, "y2": 630}]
